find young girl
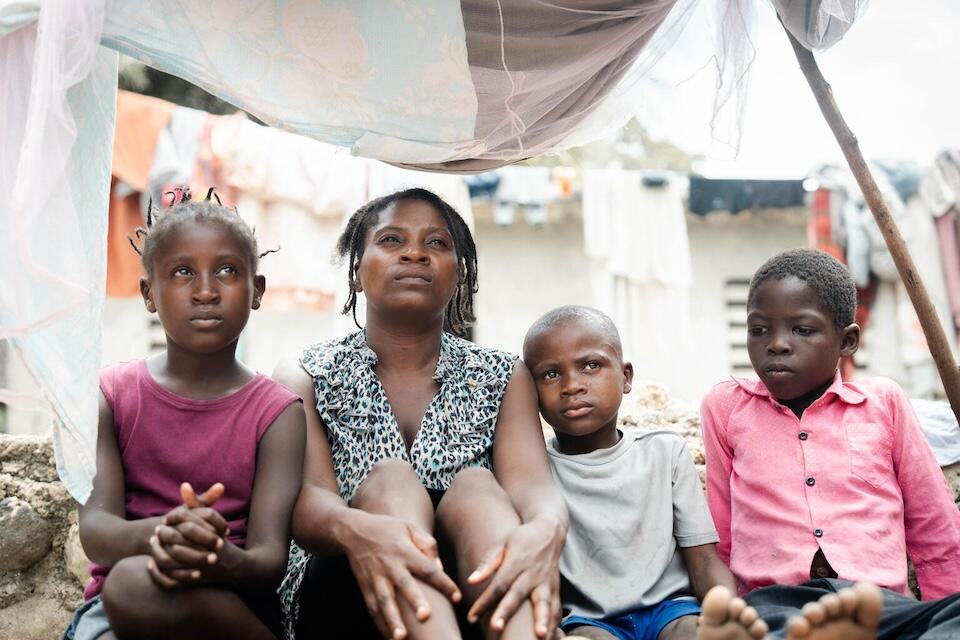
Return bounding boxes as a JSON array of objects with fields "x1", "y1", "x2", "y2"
[
  {"x1": 274, "y1": 188, "x2": 568, "y2": 640},
  {"x1": 65, "y1": 189, "x2": 306, "y2": 640}
]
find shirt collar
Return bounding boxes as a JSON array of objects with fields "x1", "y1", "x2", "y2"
[{"x1": 733, "y1": 370, "x2": 866, "y2": 406}]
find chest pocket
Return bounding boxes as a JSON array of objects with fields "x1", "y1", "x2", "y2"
[{"x1": 845, "y1": 422, "x2": 893, "y2": 489}]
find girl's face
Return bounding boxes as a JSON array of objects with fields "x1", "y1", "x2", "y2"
[
  {"x1": 355, "y1": 199, "x2": 459, "y2": 322},
  {"x1": 140, "y1": 220, "x2": 264, "y2": 354}
]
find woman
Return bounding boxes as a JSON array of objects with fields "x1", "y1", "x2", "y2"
[{"x1": 275, "y1": 188, "x2": 568, "y2": 640}]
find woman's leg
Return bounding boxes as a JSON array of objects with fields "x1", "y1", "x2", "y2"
[
  {"x1": 100, "y1": 556, "x2": 276, "y2": 640},
  {"x1": 436, "y1": 467, "x2": 539, "y2": 640},
  {"x1": 347, "y1": 458, "x2": 462, "y2": 639}
]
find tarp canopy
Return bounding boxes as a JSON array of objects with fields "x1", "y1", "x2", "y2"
[{"x1": 0, "y1": 0, "x2": 867, "y2": 501}]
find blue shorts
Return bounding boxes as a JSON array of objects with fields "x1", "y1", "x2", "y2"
[{"x1": 561, "y1": 598, "x2": 701, "y2": 640}]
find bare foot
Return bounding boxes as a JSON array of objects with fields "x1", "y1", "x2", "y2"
[
  {"x1": 785, "y1": 582, "x2": 883, "y2": 640},
  {"x1": 697, "y1": 586, "x2": 769, "y2": 640}
]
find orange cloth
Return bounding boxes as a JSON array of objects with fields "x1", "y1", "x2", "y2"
[
  {"x1": 112, "y1": 91, "x2": 174, "y2": 191},
  {"x1": 106, "y1": 178, "x2": 146, "y2": 297}
]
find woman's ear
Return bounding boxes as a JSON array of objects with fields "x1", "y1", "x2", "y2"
[
  {"x1": 840, "y1": 323, "x2": 861, "y2": 358},
  {"x1": 140, "y1": 277, "x2": 156, "y2": 313}
]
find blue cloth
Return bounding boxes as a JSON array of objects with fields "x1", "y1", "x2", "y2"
[
  {"x1": 561, "y1": 598, "x2": 701, "y2": 640},
  {"x1": 62, "y1": 596, "x2": 111, "y2": 640}
]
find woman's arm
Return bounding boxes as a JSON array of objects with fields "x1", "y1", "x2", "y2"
[{"x1": 469, "y1": 361, "x2": 569, "y2": 638}]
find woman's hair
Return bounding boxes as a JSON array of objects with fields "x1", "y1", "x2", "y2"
[
  {"x1": 129, "y1": 187, "x2": 274, "y2": 275},
  {"x1": 336, "y1": 188, "x2": 478, "y2": 337}
]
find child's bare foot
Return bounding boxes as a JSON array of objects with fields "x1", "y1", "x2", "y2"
[
  {"x1": 698, "y1": 586, "x2": 769, "y2": 640},
  {"x1": 785, "y1": 582, "x2": 882, "y2": 640}
]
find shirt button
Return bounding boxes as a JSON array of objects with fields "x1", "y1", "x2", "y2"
[
  {"x1": 813, "y1": 528, "x2": 824, "y2": 537},
  {"x1": 806, "y1": 476, "x2": 816, "y2": 486},
  {"x1": 799, "y1": 431, "x2": 808, "y2": 441}
]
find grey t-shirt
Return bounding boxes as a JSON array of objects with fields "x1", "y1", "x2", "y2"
[{"x1": 548, "y1": 429, "x2": 718, "y2": 619}]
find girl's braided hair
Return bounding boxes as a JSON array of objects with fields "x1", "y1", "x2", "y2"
[
  {"x1": 129, "y1": 186, "x2": 276, "y2": 274},
  {"x1": 336, "y1": 188, "x2": 478, "y2": 337}
]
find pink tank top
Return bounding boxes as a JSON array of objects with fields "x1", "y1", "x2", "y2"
[{"x1": 85, "y1": 360, "x2": 300, "y2": 599}]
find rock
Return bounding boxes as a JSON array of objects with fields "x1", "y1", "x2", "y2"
[
  {"x1": 942, "y1": 462, "x2": 960, "y2": 505},
  {"x1": 0, "y1": 497, "x2": 52, "y2": 570},
  {"x1": 64, "y1": 523, "x2": 91, "y2": 588},
  {"x1": 0, "y1": 593, "x2": 73, "y2": 640}
]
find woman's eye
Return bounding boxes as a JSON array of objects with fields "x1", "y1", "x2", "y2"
[
  {"x1": 379, "y1": 235, "x2": 401, "y2": 244},
  {"x1": 427, "y1": 237, "x2": 448, "y2": 248}
]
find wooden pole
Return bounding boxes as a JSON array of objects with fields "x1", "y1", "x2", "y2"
[{"x1": 783, "y1": 24, "x2": 960, "y2": 424}]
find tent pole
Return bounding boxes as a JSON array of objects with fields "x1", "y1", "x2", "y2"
[{"x1": 783, "y1": 25, "x2": 960, "y2": 424}]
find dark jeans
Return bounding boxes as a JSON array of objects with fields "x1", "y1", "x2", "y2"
[{"x1": 746, "y1": 579, "x2": 960, "y2": 640}]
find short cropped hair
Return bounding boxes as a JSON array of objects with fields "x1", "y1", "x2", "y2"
[
  {"x1": 523, "y1": 305, "x2": 623, "y2": 359},
  {"x1": 748, "y1": 249, "x2": 856, "y2": 329}
]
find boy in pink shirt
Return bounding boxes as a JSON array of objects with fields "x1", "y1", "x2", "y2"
[{"x1": 698, "y1": 249, "x2": 960, "y2": 639}]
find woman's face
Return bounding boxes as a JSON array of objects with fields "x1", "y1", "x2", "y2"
[{"x1": 355, "y1": 199, "x2": 459, "y2": 322}]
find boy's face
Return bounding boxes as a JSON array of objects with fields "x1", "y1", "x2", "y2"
[
  {"x1": 747, "y1": 276, "x2": 859, "y2": 401},
  {"x1": 525, "y1": 319, "x2": 633, "y2": 442}
]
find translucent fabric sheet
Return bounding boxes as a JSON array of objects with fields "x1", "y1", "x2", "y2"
[
  {"x1": 0, "y1": 0, "x2": 117, "y2": 502},
  {"x1": 0, "y1": 0, "x2": 868, "y2": 501}
]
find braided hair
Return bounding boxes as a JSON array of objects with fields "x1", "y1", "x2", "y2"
[
  {"x1": 129, "y1": 186, "x2": 276, "y2": 274},
  {"x1": 336, "y1": 188, "x2": 478, "y2": 337}
]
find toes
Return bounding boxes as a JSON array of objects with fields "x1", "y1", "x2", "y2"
[
  {"x1": 701, "y1": 586, "x2": 734, "y2": 626},
  {"x1": 837, "y1": 587, "x2": 859, "y2": 618},
  {"x1": 786, "y1": 615, "x2": 812, "y2": 638},
  {"x1": 818, "y1": 594, "x2": 842, "y2": 620},
  {"x1": 738, "y1": 605, "x2": 759, "y2": 627},
  {"x1": 801, "y1": 601, "x2": 827, "y2": 626},
  {"x1": 728, "y1": 596, "x2": 748, "y2": 621},
  {"x1": 852, "y1": 582, "x2": 884, "y2": 630},
  {"x1": 748, "y1": 618, "x2": 769, "y2": 639}
]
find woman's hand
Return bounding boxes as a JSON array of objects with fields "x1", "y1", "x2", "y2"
[
  {"x1": 343, "y1": 511, "x2": 462, "y2": 640},
  {"x1": 466, "y1": 516, "x2": 565, "y2": 638},
  {"x1": 146, "y1": 483, "x2": 228, "y2": 589}
]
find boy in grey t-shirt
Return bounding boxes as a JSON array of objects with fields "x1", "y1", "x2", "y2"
[{"x1": 523, "y1": 306, "x2": 767, "y2": 640}]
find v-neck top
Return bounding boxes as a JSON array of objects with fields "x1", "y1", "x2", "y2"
[{"x1": 300, "y1": 329, "x2": 516, "y2": 502}]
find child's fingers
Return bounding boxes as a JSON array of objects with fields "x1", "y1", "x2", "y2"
[
  {"x1": 467, "y1": 544, "x2": 505, "y2": 585},
  {"x1": 163, "y1": 506, "x2": 218, "y2": 532},
  {"x1": 169, "y1": 519, "x2": 223, "y2": 550},
  {"x1": 166, "y1": 541, "x2": 217, "y2": 567},
  {"x1": 192, "y1": 507, "x2": 229, "y2": 536},
  {"x1": 195, "y1": 482, "x2": 225, "y2": 507},
  {"x1": 180, "y1": 482, "x2": 200, "y2": 509},
  {"x1": 149, "y1": 534, "x2": 184, "y2": 573},
  {"x1": 146, "y1": 558, "x2": 183, "y2": 590}
]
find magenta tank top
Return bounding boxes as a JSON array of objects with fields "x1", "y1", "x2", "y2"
[{"x1": 85, "y1": 360, "x2": 300, "y2": 599}]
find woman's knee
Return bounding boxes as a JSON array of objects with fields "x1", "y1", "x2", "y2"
[
  {"x1": 446, "y1": 466, "x2": 498, "y2": 498},
  {"x1": 352, "y1": 458, "x2": 432, "y2": 518}
]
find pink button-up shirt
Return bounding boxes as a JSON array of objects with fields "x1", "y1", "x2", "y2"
[{"x1": 701, "y1": 372, "x2": 960, "y2": 600}]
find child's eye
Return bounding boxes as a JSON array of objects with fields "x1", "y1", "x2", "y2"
[
  {"x1": 218, "y1": 265, "x2": 238, "y2": 276},
  {"x1": 747, "y1": 326, "x2": 766, "y2": 337},
  {"x1": 584, "y1": 361, "x2": 600, "y2": 371},
  {"x1": 542, "y1": 370, "x2": 559, "y2": 380},
  {"x1": 173, "y1": 267, "x2": 192, "y2": 277},
  {"x1": 795, "y1": 326, "x2": 816, "y2": 336}
]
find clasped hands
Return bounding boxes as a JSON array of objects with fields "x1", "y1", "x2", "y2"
[{"x1": 145, "y1": 481, "x2": 229, "y2": 589}]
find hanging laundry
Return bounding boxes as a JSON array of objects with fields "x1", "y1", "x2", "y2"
[{"x1": 582, "y1": 169, "x2": 693, "y2": 393}]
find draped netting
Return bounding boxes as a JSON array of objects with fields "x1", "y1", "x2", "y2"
[{"x1": 0, "y1": 0, "x2": 868, "y2": 501}]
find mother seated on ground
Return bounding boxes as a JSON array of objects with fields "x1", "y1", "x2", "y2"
[{"x1": 273, "y1": 188, "x2": 568, "y2": 640}]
